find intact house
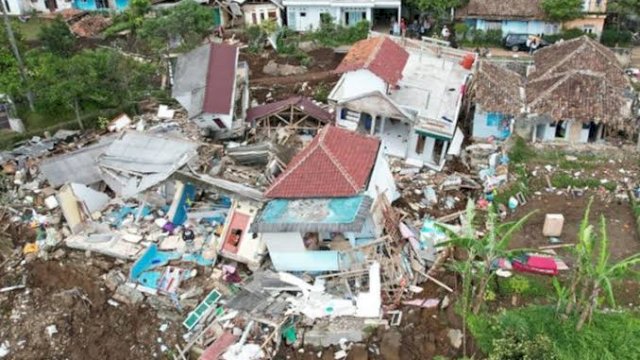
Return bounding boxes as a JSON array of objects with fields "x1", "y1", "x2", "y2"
[
  {"x1": 282, "y1": 0, "x2": 401, "y2": 32},
  {"x1": 456, "y1": 0, "x2": 607, "y2": 38},
  {"x1": 251, "y1": 126, "x2": 399, "y2": 272},
  {"x1": 27, "y1": 0, "x2": 73, "y2": 13},
  {"x1": 470, "y1": 36, "x2": 634, "y2": 144},
  {"x1": 328, "y1": 35, "x2": 473, "y2": 170},
  {"x1": 3, "y1": 0, "x2": 29, "y2": 15},
  {"x1": 469, "y1": 61, "x2": 524, "y2": 140},
  {"x1": 172, "y1": 42, "x2": 250, "y2": 139}
]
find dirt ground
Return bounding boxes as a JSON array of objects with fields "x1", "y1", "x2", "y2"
[
  {"x1": 0, "y1": 256, "x2": 180, "y2": 360},
  {"x1": 507, "y1": 193, "x2": 640, "y2": 262},
  {"x1": 242, "y1": 48, "x2": 343, "y2": 104}
]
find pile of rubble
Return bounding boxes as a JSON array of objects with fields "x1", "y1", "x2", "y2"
[{"x1": 0, "y1": 101, "x2": 464, "y2": 360}]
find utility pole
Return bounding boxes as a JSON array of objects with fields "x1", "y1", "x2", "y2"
[{"x1": 0, "y1": 0, "x2": 35, "y2": 111}]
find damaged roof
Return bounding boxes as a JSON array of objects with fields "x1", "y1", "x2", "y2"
[
  {"x1": 456, "y1": 0, "x2": 545, "y2": 20},
  {"x1": 473, "y1": 61, "x2": 524, "y2": 116},
  {"x1": 526, "y1": 36, "x2": 633, "y2": 129},
  {"x1": 265, "y1": 126, "x2": 380, "y2": 198},
  {"x1": 246, "y1": 96, "x2": 333, "y2": 124},
  {"x1": 335, "y1": 36, "x2": 409, "y2": 86},
  {"x1": 172, "y1": 43, "x2": 239, "y2": 118}
]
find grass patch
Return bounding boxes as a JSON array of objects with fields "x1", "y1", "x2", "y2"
[
  {"x1": 497, "y1": 275, "x2": 552, "y2": 298},
  {"x1": 508, "y1": 136, "x2": 534, "y2": 164},
  {"x1": 551, "y1": 173, "x2": 617, "y2": 191},
  {"x1": 15, "y1": 17, "x2": 53, "y2": 42},
  {"x1": 468, "y1": 306, "x2": 640, "y2": 360}
]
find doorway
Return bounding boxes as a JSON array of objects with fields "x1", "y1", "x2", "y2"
[{"x1": 45, "y1": 0, "x2": 57, "y2": 12}]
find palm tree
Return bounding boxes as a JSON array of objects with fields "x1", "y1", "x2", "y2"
[{"x1": 575, "y1": 216, "x2": 640, "y2": 330}]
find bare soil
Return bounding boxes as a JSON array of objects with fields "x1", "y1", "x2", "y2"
[
  {"x1": 507, "y1": 193, "x2": 640, "y2": 262},
  {"x1": 0, "y1": 256, "x2": 180, "y2": 360}
]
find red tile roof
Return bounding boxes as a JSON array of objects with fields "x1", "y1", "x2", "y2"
[
  {"x1": 246, "y1": 96, "x2": 333, "y2": 124},
  {"x1": 335, "y1": 36, "x2": 409, "y2": 86},
  {"x1": 203, "y1": 43, "x2": 238, "y2": 115},
  {"x1": 265, "y1": 126, "x2": 380, "y2": 198}
]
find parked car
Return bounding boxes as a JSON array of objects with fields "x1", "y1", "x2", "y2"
[{"x1": 503, "y1": 33, "x2": 550, "y2": 52}]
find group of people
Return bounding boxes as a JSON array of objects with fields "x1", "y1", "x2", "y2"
[{"x1": 389, "y1": 16, "x2": 437, "y2": 38}]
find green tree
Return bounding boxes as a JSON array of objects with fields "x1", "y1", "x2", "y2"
[
  {"x1": 608, "y1": 0, "x2": 640, "y2": 30},
  {"x1": 39, "y1": 17, "x2": 76, "y2": 57},
  {"x1": 541, "y1": 0, "x2": 584, "y2": 23},
  {"x1": 138, "y1": 0, "x2": 212, "y2": 52},
  {"x1": 407, "y1": 0, "x2": 465, "y2": 17}
]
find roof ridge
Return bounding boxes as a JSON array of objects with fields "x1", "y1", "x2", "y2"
[
  {"x1": 264, "y1": 129, "x2": 325, "y2": 196},
  {"x1": 318, "y1": 138, "x2": 361, "y2": 192},
  {"x1": 364, "y1": 37, "x2": 385, "y2": 69},
  {"x1": 535, "y1": 40, "x2": 587, "y2": 80}
]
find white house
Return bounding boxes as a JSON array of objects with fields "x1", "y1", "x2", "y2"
[
  {"x1": 329, "y1": 35, "x2": 474, "y2": 170},
  {"x1": 282, "y1": 0, "x2": 400, "y2": 32},
  {"x1": 29, "y1": 0, "x2": 73, "y2": 13}
]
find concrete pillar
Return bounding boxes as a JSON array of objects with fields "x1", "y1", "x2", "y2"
[
  {"x1": 439, "y1": 141, "x2": 448, "y2": 165},
  {"x1": 370, "y1": 114, "x2": 376, "y2": 135},
  {"x1": 379, "y1": 117, "x2": 385, "y2": 134}
]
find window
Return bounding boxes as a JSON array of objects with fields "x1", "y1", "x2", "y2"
[
  {"x1": 251, "y1": 13, "x2": 257, "y2": 24},
  {"x1": 300, "y1": 11, "x2": 306, "y2": 17},
  {"x1": 583, "y1": 25, "x2": 595, "y2": 34},
  {"x1": 260, "y1": 12, "x2": 266, "y2": 21},
  {"x1": 486, "y1": 21, "x2": 501, "y2": 31},
  {"x1": 268, "y1": 11, "x2": 277, "y2": 20},
  {"x1": 415, "y1": 134, "x2": 426, "y2": 154}
]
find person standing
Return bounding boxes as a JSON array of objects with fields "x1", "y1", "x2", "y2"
[
  {"x1": 400, "y1": 17, "x2": 407, "y2": 37},
  {"x1": 441, "y1": 25, "x2": 451, "y2": 40}
]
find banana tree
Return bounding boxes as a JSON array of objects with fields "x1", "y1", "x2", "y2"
[
  {"x1": 438, "y1": 202, "x2": 535, "y2": 314},
  {"x1": 564, "y1": 198, "x2": 594, "y2": 315},
  {"x1": 576, "y1": 216, "x2": 640, "y2": 330}
]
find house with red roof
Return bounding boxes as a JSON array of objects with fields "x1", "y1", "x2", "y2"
[
  {"x1": 251, "y1": 126, "x2": 398, "y2": 272},
  {"x1": 172, "y1": 43, "x2": 250, "y2": 136},
  {"x1": 328, "y1": 35, "x2": 475, "y2": 170}
]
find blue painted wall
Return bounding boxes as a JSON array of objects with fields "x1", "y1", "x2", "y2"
[
  {"x1": 73, "y1": 0, "x2": 128, "y2": 11},
  {"x1": 472, "y1": 107, "x2": 511, "y2": 140},
  {"x1": 270, "y1": 251, "x2": 340, "y2": 272}
]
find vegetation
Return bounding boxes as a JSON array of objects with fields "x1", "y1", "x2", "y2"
[
  {"x1": 543, "y1": 28, "x2": 596, "y2": 43},
  {"x1": 541, "y1": 0, "x2": 584, "y2": 23},
  {"x1": 137, "y1": 0, "x2": 213, "y2": 53},
  {"x1": 38, "y1": 17, "x2": 76, "y2": 57},
  {"x1": 600, "y1": 28, "x2": 634, "y2": 47},
  {"x1": 469, "y1": 305, "x2": 640, "y2": 360},
  {"x1": 461, "y1": 29, "x2": 503, "y2": 47},
  {"x1": 556, "y1": 199, "x2": 640, "y2": 330},
  {"x1": 305, "y1": 19, "x2": 369, "y2": 47},
  {"x1": 406, "y1": 0, "x2": 467, "y2": 18}
]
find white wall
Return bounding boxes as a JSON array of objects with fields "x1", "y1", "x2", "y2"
[
  {"x1": 243, "y1": 3, "x2": 282, "y2": 27},
  {"x1": 29, "y1": 0, "x2": 73, "y2": 13},
  {"x1": 366, "y1": 149, "x2": 399, "y2": 203},
  {"x1": 263, "y1": 232, "x2": 340, "y2": 271},
  {"x1": 3, "y1": 0, "x2": 27, "y2": 15},
  {"x1": 286, "y1": 6, "x2": 339, "y2": 31}
]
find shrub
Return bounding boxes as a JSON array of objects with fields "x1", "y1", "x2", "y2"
[
  {"x1": 462, "y1": 28, "x2": 503, "y2": 47},
  {"x1": 490, "y1": 331, "x2": 558, "y2": 360},
  {"x1": 509, "y1": 136, "x2": 534, "y2": 164},
  {"x1": 544, "y1": 28, "x2": 594, "y2": 43},
  {"x1": 600, "y1": 29, "x2": 633, "y2": 47},
  {"x1": 309, "y1": 20, "x2": 369, "y2": 47}
]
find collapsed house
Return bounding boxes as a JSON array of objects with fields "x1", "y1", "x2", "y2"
[
  {"x1": 172, "y1": 43, "x2": 250, "y2": 138},
  {"x1": 470, "y1": 36, "x2": 635, "y2": 143},
  {"x1": 252, "y1": 126, "x2": 399, "y2": 272},
  {"x1": 328, "y1": 35, "x2": 474, "y2": 170}
]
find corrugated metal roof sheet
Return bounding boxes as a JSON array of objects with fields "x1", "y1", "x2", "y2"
[
  {"x1": 202, "y1": 43, "x2": 238, "y2": 115},
  {"x1": 39, "y1": 138, "x2": 114, "y2": 187}
]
